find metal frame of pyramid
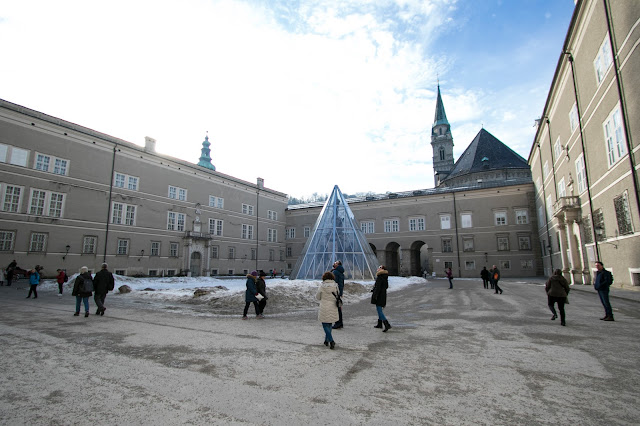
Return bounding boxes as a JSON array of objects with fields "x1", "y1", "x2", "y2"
[{"x1": 289, "y1": 185, "x2": 379, "y2": 280}]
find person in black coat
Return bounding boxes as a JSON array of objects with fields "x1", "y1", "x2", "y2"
[
  {"x1": 242, "y1": 271, "x2": 260, "y2": 319},
  {"x1": 332, "y1": 261, "x2": 345, "y2": 329},
  {"x1": 256, "y1": 270, "x2": 268, "y2": 317},
  {"x1": 72, "y1": 266, "x2": 93, "y2": 317},
  {"x1": 371, "y1": 265, "x2": 391, "y2": 332},
  {"x1": 93, "y1": 263, "x2": 115, "y2": 316},
  {"x1": 480, "y1": 267, "x2": 490, "y2": 289}
]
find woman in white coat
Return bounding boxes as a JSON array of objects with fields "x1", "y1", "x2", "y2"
[{"x1": 317, "y1": 271, "x2": 340, "y2": 349}]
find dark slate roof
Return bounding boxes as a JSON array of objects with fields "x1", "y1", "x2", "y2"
[
  {"x1": 440, "y1": 128, "x2": 529, "y2": 182},
  {"x1": 433, "y1": 85, "x2": 449, "y2": 127}
]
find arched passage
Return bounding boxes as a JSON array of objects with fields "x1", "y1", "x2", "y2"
[
  {"x1": 385, "y1": 242, "x2": 400, "y2": 276},
  {"x1": 369, "y1": 243, "x2": 377, "y2": 257},
  {"x1": 410, "y1": 241, "x2": 427, "y2": 276}
]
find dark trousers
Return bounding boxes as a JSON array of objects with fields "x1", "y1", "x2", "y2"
[
  {"x1": 482, "y1": 279, "x2": 488, "y2": 289},
  {"x1": 334, "y1": 307, "x2": 343, "y2": 326},
  {"x1": 27, "y1": 285, "x2": 38, "y2": 298},
  {"x1": 490, "y1": 279, "x2": 495, "y2": 289},
  {"x1": 94, "y1": 293, "x2": 106, "y2": 310},
  {"x1": 448, "y1": 278, "x2": 453, "y2": 288},
  {"x1": 598, "y1": 290, "x2": 613, "y2": 317},
  {"x1": 58, "y1": 282, "x2": 64, "y2": 294},
  {"x1": 548, "y1": 296, "x2": 566, "y2": 322},
  {"x1": 258, "y1": 298, "x2": 267, "y2": 314},
  {"x1": 243, "y1": 301, "x2": 259, "y2": 317},
  {"x1": 494, "y1": 280, "x2": 502, "y2": 293}
]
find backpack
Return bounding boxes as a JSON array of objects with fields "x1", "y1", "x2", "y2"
[
  {"x1": 63, "y1": 272, "x2": 69, "y2": 283},
  {"x1": 80, "y1": 276, "x2": 94, "y2": 293}
]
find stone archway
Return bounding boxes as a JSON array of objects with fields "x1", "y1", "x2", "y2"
[
  {"x1": 409, "y1": 241, "x2": 427, "y2": 276},
  {"x1": 190, "y1": 252, "x2": 202, "y2": 277},
  {"x1": 369, "y1": 243, "x2": 377, "y2": 257},
  {"x1": 385, "y1": 242, "x2": 400, "y2": 276}
]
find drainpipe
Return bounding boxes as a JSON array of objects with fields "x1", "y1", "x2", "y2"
[
  {"x1": 103, "y1": 144, "x2": 117, "y2": 263},
  {"x1": 452, "y1": 191, "x2": 461, "y2": 278},
  {"x1": 603, "y1": 0, "x2": 640, "y2": 220},
  {"x1": 565, "y1": 52, "x2": 600, "y2": 260},
  {"x1": 536, "y1": 140, "x2": 554, "y2": 273}
]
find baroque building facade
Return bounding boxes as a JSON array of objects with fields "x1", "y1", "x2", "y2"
[
  {"x1": 0, "y1": 99, "x2": 288, "y2": 277},
  {"x1": 528, "y1": 0, "x2": 640, "y2": 287}
]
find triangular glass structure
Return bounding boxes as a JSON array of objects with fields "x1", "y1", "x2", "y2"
[{"x1": 289, "y1": 185, "x2": 379, "y2": 280}]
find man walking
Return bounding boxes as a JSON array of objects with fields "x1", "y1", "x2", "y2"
[
  {"x1": 480, "y1": 267, "x2": 490, "y2": 289},
  {"x1": 491, "y1": 265, "x2": 503, "y2": 294},
  {"x1": 332, "y1": 260, "x2": 345, "y2": 329},
  {"x1": 594, "y1": 261, "x2": 614, "y2": 321},
  {"x1": 93, "y1": 263, "x2": 115, "y2": 316}
]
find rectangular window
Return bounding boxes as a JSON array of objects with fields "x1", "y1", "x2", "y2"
[
  {"x1": 209, "y1": 195, "x2": 225, "y2": 208},
  {"x1": 167, "y1": 269, "x2": 177, "y2": 277},
  {"x1": 515, "y1": 209, "x2": 529, "y2": 225},
  {"x1": 148, "y1": 269, "x2": 158, "y2": 277},
  {"x1": 8, "y1": 147, "x2": 28, "y2": 167},
  {"x1": 494, "y1": 211, "x2": 507, "y2": 226},
  {"x1": 444, "y1": 261, "x2": 453, "y2": 270},
  {"x1": 53, "y1": 158, "x2": 68, "y2": 175},
  {"x1": 170, "y1": 242, "x2": 179, "y2": 257},
  {"x1": 242, "y1": 204, "x2": 254, "y2": 215},
  {"x1": 554, "y1": 137, "x2": 562, "y2": 162},
  {"x1": 0, "y1": 144, "x2": 6, "y2": 162},
  {"x1": 614, "y1": 192, "x2": 633, "y2": 236},
  {"x1": 497, "y1": 236, "x2": 510, "y2": 251},
  {"x1": 128, "y1": 176, "x2": 139, "y2": 191},
  {"x1": 3, "y1": 185, "x2": 22, "y2": 212},
  {"x1": 211, "y1": 245, "x2": 219, "y2": 259},
  {"x1": 0, "y1": 231, "x2": 15, "y2": 251},
  {"x1": 546, "y1": 195, "x2": 553, "y2": 219},
  {"x1": 268, "y1": 228, "x2": 277, "y2": 242},
  {"x1": 117, "y1": 239, "x2": 129, "y2": 255},
  {"x1": 114, "y1": 173, "x2": 126, "y2": 188},
  {"x1": 575, "y1": 154, "x2": 587, "y2": 194},
  {"x1": 168, "y1": 186, "x2": 177, "y2": 199},
  {"x1": 594, "y1": 34, "x2": 613, "y2": 84},
  {"x1": 569, "y1": 103, "x2": 579, "y2": 133},
  {"x1": 442, "y1": 238, "x2": 452, "y2": 253},
  {"x1": 29, "y1": 190, "x2": 46, "y2": 215},
  {"x1": 361, "y1": 221, "x2": 375, "y2": 234},
  {"x1": 463, "y1": 238, "x2": 474, "y2": 252},
  {"x1": 557, "y1": 178, "x2": 566, "y2": 198},
  {"x1": 111, "y1": 203, "x2": 124, "y2": 224},
  {"x1": 114, "y1": 172, "x2": 139, "y2": 190},
  {"x1": 518, "y1": 236, "x2": 531, "y2": 250},
  {"x1": 286, "y1": 228, "x2": 295, "y2": 239},
  {"x1": 83, "y1": 236, "x2": 97, "y2": 254},
  {"x1": 48, "y1": 193, "x2": 64, "y2": 217},
  {"x1": 286, "y1": 246, "x2": 292, "y2": 257},
  {"x1": 167, "y1": 212, "x2": 185, "y2": 231},
  {"x1": 209, "y1": 218, "x2": 223, "y2": 236},
  {"x1": 500, "y1": 260, "x2": 511, "y2": 270},
  {"x1": 125, "y1": 205, "x2": 136, "y2": 226},
  {"x1": 269, "y1": 249, "x2": 274, "y2": 261},
  {"x1": 151, "y1": 241, "x2": 160, "y2": 256},
  {"x1": 268, "y1": 210, "x2": 277, "y2": 220},
  {"x1": 251, "y1": 248, "x2": 257, "y2": 260},
  {"x1": 604, "y1": 105, "x2": 627, "y2": 167},
  {"x1": 409, "y1": 217, "x2": 425, "y2": 231},
  {"x1": 304, "y1": 226, "x2": 310, "y2": 237},
  {"x1": 178, "y1": 188, "x2": 186, "y2": 201},
  {"x1": 228, "y1": 247, "x2": 235, "y2": 260},
  {"x1": 111, "y1": 202, "x2": 136, "y2": 225},
  {"x1": 461, "y1": 213, "x2": 472, "y2": 228},
  {"x1": 35, "y1": 153, "x2": 51, "y2": 171},
  {"x1": 29, "y1": 233, "x2": 47, "y2": 252},
  {"x1": 593, "y1": 209, "x2": 605, "y2": 242},
  {"x1": 543, "y1": 161, "x2": 549, "y2": 177},
  {"x1": 280, "y1": 250, "x2": 284, "y2": 261},
  {"x1": 465, "y1": 261, "x2": 475, "y2": 270},
  {"x1": 29, "y1": 189, "x2": 64, "y2": 217},
  {"x1": 440, "y1": 214, "x2": 451, "y2": 230},
  {"x1": 583, "y1": 215, "x2": 594, "y2": 244},
  {"x1": 115, "y1": 269, "x2": 126, "y2": 276},
  {"x1": 241, "y1": 224, "x2": 254, "y2": 240},
  {"x1": 384, "y1": 219, "x2": 399, "y2": 233},
  {"x1": 521, "y1": 260, "x2": 534, "y2": 270}
]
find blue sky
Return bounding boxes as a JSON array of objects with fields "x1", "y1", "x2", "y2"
[{"x1": 0, "y1": 0, "x2": 576, "y2": 198}]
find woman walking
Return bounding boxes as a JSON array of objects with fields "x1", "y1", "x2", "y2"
[
  {"x1": 372, "y1": 265, "x2": 392, "y2": 332},
  {"x1": 256, "y1": 270, "x2": 268, "y2": 318},
  {"x1": 72, "y1": 266, "x2": 93, "y2": 317},
  {"x1": 545, "y1": 269, "x2": 570, "y2": 326},
  {"x1": 317, "y1": 271, "x2": 339, "y2": 349},
  {"x1": 26, "y1": 267, "x2": 40, "y2": 298},
  {"x1": 242, "y1": 271, "x2": 260, "y2": 320}
]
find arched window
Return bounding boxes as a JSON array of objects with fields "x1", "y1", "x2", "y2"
[{"x1": 439, "y1": 147, "x2": 445, "y2": 161}]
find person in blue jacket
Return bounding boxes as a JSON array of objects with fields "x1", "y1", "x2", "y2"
[
  {"x1": 242, "y1": 271, "x2": 260, "y2": 320},
  {"x1": 594, "y1": 261, "x2": 614, "y2": 321},
  {"x1": 332, "y1": 260, "x2": 345, "y2": 329},
  {"x1": 26, "y1": 266, "x2": 41, "y2": 299}
]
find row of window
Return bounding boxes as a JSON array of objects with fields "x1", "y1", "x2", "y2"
[
  {"x1": 0, "y1": 184, "x2": 66, "y2": 217},
  {"x1": 442, "y1": 259, "x2": 535, "y2": 271}
]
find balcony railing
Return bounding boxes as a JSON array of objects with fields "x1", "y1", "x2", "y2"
[
  {"x1": 553, "y1": 196, "x2": 581, "y2": 216},
  {"x1": 184, "y1": 231, "x2": 213, "y2": 239}
]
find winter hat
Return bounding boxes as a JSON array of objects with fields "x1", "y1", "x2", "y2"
[
  {"x1": 258, "y1": 270, "x2": 267, "y2": 277},
  {"x1": 250, "y1": 271, "x2": 258, "y2": 277}
]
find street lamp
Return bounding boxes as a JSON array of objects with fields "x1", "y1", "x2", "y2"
[
  {"x1": 138, "y1": 249, "x2": 144, "y2": 261},
  {"x1": 63, "y1": 245, "x2": 70, "y2": 260}
]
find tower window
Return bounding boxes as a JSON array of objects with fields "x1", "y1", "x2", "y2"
[{"x1": 439, "y1": 147, "x2": 445, "y2": 161}]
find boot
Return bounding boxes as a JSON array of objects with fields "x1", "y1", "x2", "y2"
[
  {"x1": 73, "y1": 312, "x2": 79, "y2": 316},
  {"x1": 374, "y1": 320, "x2": 383, "y2": 329},
  {"x1": 382, "y1": 320, "x2": 392, "y2": 332},
  {"x1": 84, "y1": 312, "x2": 89, "y2": 318}
]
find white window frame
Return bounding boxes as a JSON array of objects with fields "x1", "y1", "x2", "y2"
[
  {"x1": 460, "y1": 213, "x2": 472, "y2": 228},
  {"x1": 242, "y1": 203, "x2": 254, "y2": 216},
  {"x1": 440, "y1": 214, "x2": 451, "y2": 230},
  {"x1": 268, "y1": 228, "x2": 277, "y2": 242},
  {"x1": 463, "y1": 237, "x2": 474, "y2": 252},
  {"x1": 241, "y1": 224, "x2": 254, "y2": 240},
  {"x1": 304, "y1": 226, "x2": 310, "y2": 237},
  {"x1": 494, "y1": 211, "x2": 507, "y2": 226},
  {"x1": 408, "y1": 217, "x2": 425, "y2": 232},
  {"x1": 285, "y1": 227, "x2": 296, "y2": 239},
  {"x1": 543, "y1": 161, "x2": 549, "y2": 177},
  {"x1": 497, "y1": 236, "x2": 510, "y2": 251},
  {"x1": 168, "y1": 185, "x2": 187, "y2": 200},
  {"x1": 211, "y1": 245, "x2": 219, "y2": 259},
  {"x1": 267, "y1": 210, "x2": 277, "y2": 220},
  {"x1": 150, "y1": 241, "x2": 160, "y2": 256},
  {"x1": 569, "y1": 103, "x2": 579, "y2": 133},
  {"x1": 554, "y1": 137, "x2": 562, "y2": 162},
  {"x1": 167, "y1": 212, "x2": 185, "y2": 231},
  {"x1": 604, "y1": 104, "x2": 627, "y2": 167},
  {"x1": 384, "y1": 219, "x2": 399, "y2": 233},
  {"x1": 518, "y1": 236, "x2": 531, "y2": 251},
  {"x1": 594, "y1": 34, "x2": 613, "y2": 84},
  {"x1": 169, "y1": 242, "x2": 179, "y2": 257},
  {"x1": 442, "y1": 238, "x2": 453, "y2": 253},
  {"x1": 361, "y1": 221, "x2": 375, "y2": 234},
  {"x1": 2, "y1": 185, "x2": 23, "y2": 213},
  {"x1": 209, "y1": 218, "x2": 223, "y2": 236},
  {"x1": 83, "y1": 236, "x2": 97, "y2": 254},
  {"x1": 515, "y1": 209, "x2": 529, "y2": 225},
  {"x1": 521, "y1": 260, "x2": 534, "y2": 270},
  {"x1": 228, "y1": 247, "x2": 235, "y2": 260},
  {"x1": 29, "y1": 232, "x2": 48, "y2": 252},
  {"x1": 29, "y1": 189, "x2": 65, "y2": 218},
  {"x1": 465, "y1": 260, "x2": 475, "y2": 270},
  {"x1": 111, "y1": 202, "x2": 136, "y2": 225},
  {"x1": 575, "y1": 154, "x2": 587, "y2": 194},
  {"x1": 117, "y1": 239, "x2": 129, "y2": 255},
  {"x1": 114, "y1": 172, "x2": 139, "y2": 190},
  {"x1": 558, "y1": 178, "x2": 566, "y2": 198},
  {"x1": 209, "y1": 195, "x2": 224, "y2": 208},
  {"x1": 8, "y1": 147, "x2": 28, "y2": 167},
  {"x1": 0, "y1": 230, "x2": 15, "y2": 251}
]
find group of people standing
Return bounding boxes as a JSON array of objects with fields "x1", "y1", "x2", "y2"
[
  {"x1": 71, "y1": 263, "x2": 115, "y2": 317},
  {"x1": 480, "y1": 266, "x2": 503, "y2": 294}
]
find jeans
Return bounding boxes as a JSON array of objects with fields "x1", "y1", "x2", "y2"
[
  {"x1": 548, "y1": 296, "x2": 566, "y2": 322},
  {"x1": 448, "y1": 277, "x2": 453, "y2": 288},
  {"x1": 322, "y1": 322, "x2": 334, "y2": 343},
  {"x1": 27, "y1": 285, "x2": 38, "y2": 298},
  {"x1": 94, "y1": 293, "x2": 106, "y2": 310},
  {"x1": 243, "y1": 301, "x2": 259, "y2": 317},
  {"x1": 75, "y1": 296, "x2": 89, "y2": 313},
  {"x1": 598, "y1": 290, "x2": 613, "y2": 317},
  {"x1": 376, "y1": 305, "x2": 387, "y2": 321}
]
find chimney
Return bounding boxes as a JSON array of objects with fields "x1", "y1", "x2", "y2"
[
  {"x1": 144, "y1": 136, "x2": 156, "y2": 153},
  {"x1": 257, "y1": 177, "x2": 264, "y2": 189}
]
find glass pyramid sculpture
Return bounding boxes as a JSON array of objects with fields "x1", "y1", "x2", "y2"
[{"x1": 289, "y1": 185, "x2": 379, "y2": 280}]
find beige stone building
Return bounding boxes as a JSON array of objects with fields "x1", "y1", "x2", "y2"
[
  {"x1": 0, "y1": 99, "x2": 288, "y2": 277},
  {"x1": 528, "y1": 0, "x2": 640, "y2": 286}
]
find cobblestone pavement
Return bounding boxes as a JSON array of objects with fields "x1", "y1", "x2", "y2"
[{"x1": 1, "y1": 277, "x2": 638, "y2": 425}]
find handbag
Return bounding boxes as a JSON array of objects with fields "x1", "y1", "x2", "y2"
[
  {"x1": 256, "y1": 294, "x2": 264, "y2": 301},
  {"x1": 332, "y1": 291, "x2": 343, "y2": 308}
]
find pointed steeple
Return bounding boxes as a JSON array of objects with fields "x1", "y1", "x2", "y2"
[
  {"x1": 289, "y1": 185, "x2": 379, "y2": 280},
  {"x1": 197, "y1": 132, "x2": 216, "y2": 171},
  {"x1": 433, "y1": 84, "x2": 449, "y2": 127}
]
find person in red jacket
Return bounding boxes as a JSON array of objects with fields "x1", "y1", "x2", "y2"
[{"x1": 56, "y1": 269, "x2": 67, "y2": 296}]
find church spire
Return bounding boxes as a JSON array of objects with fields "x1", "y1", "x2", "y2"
[
  {"x1": 430, "y1": 84, "x2": 454, "y2": 187},
  {"x1": 433, "y1": 84, "x2": 449, "y2": 126},
  {"x1": 197, "y1": 132, "x2": 216, "y2": 171}
]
